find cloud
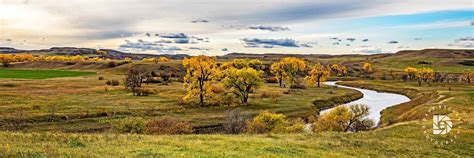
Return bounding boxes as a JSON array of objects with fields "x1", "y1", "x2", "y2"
[
  {"x1": 241, "y1": 38, "x2": 312, "y2": 48},
  {"x1": 346, "y1": 38, "x2": 356, "y2": 42},
  {"x1": 188, "y1": 47, "x2": 211, "y2": 51},
  {"x1": 247, "y1": 25, "x2": 290, "y2": 32},
  {"x1": 222, "y1": 48, "x2": 228, "y2": 51},
  {"x1": 362, "y1": 39, "x2": 369, "y2": 42},
  {"x1": 119, "y1": 39, "x2": 182, "y2": 53},
  {"x1": 352, "y1": 46, "x2": 383, "y2": 54},
  {"x1": 414, "y1": 38, "x2": 422, "y2": 40},
  {"x1": 158, "y1": 33, "x2": 188, "y2": 39},
  {"x1": 388, "y1": 40, "x2": 399, "y2": 44},
  {"x1": 448, "y1": 37, "x2": 474, "y2": 48},
  {"x1": 191, "y1": 19, "x2": 209, "y2": 23}
]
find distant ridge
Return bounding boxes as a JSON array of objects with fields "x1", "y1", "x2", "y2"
[
  {"x1": 0, "y1": 47, "x2": 190, "y2": 60},
  {"x1": 1, "y1": 47, "x2": 472, "y2": 59}
]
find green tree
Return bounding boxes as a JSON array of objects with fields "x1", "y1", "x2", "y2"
[{"x1": 221, "y1": 67, "x2": 263, "y2": 104}]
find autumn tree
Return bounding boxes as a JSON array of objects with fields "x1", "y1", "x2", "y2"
[
  {"x1": 0, "y1": 54, "x2": 14, "y2": 67},
  {"x1": 270, "y1": 62, "x2": 285, "y2": 87},
  {"x1": 272, "y1": 57, "x2": 306, "y2": 88},
  {"x1": 305, "y1": 63, "x2": 331, "y2": 87},
  {"x1": 330, "y1": 64, "x2": 339, "y2": 74},
  {"x1": 159, "y1": 57, "x2": 170, "y2": 62},
  {"x1": 314, "y1": 104, "x2": 374, "y2": 132},
  {"x1": 462, "y1": 69, "x2": 473, "y2": 83},
  {"x1": 415, "y1": 67, "x2": 434, "y2": 86},
  {"x1": 124, "y1": 68, "x2": 147, "y2": 96},
  {"x1": 221, "y1": 67, "x2": 263, "y2": 104},
  {"x1": 362, "y1": 62, "x2": 372, "y2": 78},
  {"x1": 404, "y1": 67, "x2": 418, "y2": 81},
  {"x1": 338, "y1": 65, "x2": 348, "y2": 77},
  {"x1": 183, "y1": 56, "x2": 220, "y2": 107}
]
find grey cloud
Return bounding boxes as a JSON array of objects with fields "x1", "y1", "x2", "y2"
[
  {"x1": 242, "y1": 38, "x2": 307, "y2": 48},
  {"x1": 346, "y1": 38, "x2": 356, "y2": 42},
  {"x1": 388, "y1": 40, "x2": 399, "y2": 44},
  {"x1": 119, "y1": 39, "x2": 182, "y2": 52},
  {"x1": 191, "y1": 19, "x2": 209, "y2": 23},
  {"x1": 448, "y1": 37, "x2": 474, "y2": 48},
  {"x1": 362, "y1": 39, "x2": 369, "y2": 42},
  {"x1": 248, "y1": 25, "x2": 290, "y2": 32}
]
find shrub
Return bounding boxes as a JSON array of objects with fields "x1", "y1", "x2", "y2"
[
  {"x1": 246, "y1": 111, "x2": 288, "y2": 134},
  {"x1": 223, "y1": 109, "x2": 247, "y2": 134},
  {"x1": 145, "y1": 117, "x2": 193, "y2": 134},
  {"x1": 136, "y1": 88, "x2": 155, "y2": 96},
  {"x1": 105, "y1": 80, "x2": 111, "y2": 85},
  {"x1": 260, "y1": 91, "x2": 280, "y2": 103},
  {"x1": 98, "y1": 76, "x2": 104, "y2": 80},
  {"x1": 110, "y1": 117, "x2": 146, "y2": 134},
  {"x1": 111, "y1": 80, "x2": 120, "y2": 86},
  {"x1": 313, "y1": 104, "x2": 374, "y2": 132},
  {"x1": 107, "y1": 61, "x2": 117, "y2": 67},
  {"x1": 266, "y1": 77, "x2": 278, "y2": 83}
]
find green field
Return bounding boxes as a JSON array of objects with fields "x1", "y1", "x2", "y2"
[{"x1": 0, "y1": 69, "x2": 96, "y2": 79}]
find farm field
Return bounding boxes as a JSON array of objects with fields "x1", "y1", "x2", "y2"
[{"x1": 0, "y1": 69, "x2": 96, "y2": 79}]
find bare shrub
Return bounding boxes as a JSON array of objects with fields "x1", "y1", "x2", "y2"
[
  {"x1": 145, "y1": 117, "x2": 193, "y2": 135},
  {"x1": 124, "y1": 68, "x2": 147, "y2": 96},
  {"x1": 223, "y1": 108, "x2": 247, "y2": 134}
]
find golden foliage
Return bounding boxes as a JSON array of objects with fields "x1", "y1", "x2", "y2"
[
  {"x1": 462, "y1": 69, "x2": 473, "y2": 83},
  {"x1": 270, "y1": 57, "x2": 306, "y2": 88},
  {"x1": 182, "y1": 55, "x2": 220, "y2": 106},
  {"x1": 305, "y1": 63, "x2": 331, "y2": 87},
  {"x1": 415, "y1": 67, "x2": 434, "y2": 86}
]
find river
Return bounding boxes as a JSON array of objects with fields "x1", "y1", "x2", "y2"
[{"x1": 321, "y1": 81, "x2": 411, "y2": 125}]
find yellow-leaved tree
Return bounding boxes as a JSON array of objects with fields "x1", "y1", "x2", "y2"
[
  {"x1": 362, "y1": 62, "x2": 372, "y2": 77},
  {"x1": 272, "y1": 57, "x2": 306, "y2": 88},
  {"x1": 0, "y1": 54, "x2": 14, "y2": 67},
  {"x1": 221, "y1": 67, "x2": 263, "y2": 104},
  {"x1": 462, "y1": 69, "x2": 473, "y2": 83},
  {"x1": 338, "y1": 65, "x2": 348, "y2": 77},
  {"x1": 415, "y1": 67, "x2": 434, "y2": 86},
  {"x1": 305, "y1": 63, "x2": 331, "y2": 87},
  {"x1": 404, "y1": 67, "x2": 418, "y2": 80},
  {"x1": 183, "y1": 56, "x2": 220, "y2": 107},
  {"x1": 270, "y1": 61, "x2": 285, "y2": 87},
  {"x1": 159, "y1": 57, "x2": 170, "y2": 62}
]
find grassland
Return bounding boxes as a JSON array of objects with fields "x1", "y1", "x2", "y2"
[
  {"x1": 0, "y1": 66, "x2": 359, "y2": 132},
  {"x1": 0, "y1": 52, "x2": 472, "y2": 157},
  {"x1": 0, "y1": 122, "x2": 472, "y2": 157},
  {"x1": 0, "y1": 69, "x2": 96, "y2": 79}
]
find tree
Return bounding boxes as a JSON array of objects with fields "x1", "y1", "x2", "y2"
[
  {"x1": 462, "y1": 69, "x2": 473, "y2": 83},
  {"x1": 415, "y1": 67, "x2": 434, "y2": 86},
  {"x1": 248, "y1": 59, "x2": 263, "y2": 70},
  {"x1": 362, "y1": 62, "x2": 372, "y2": 77},
  {"x1": 276, "y1": 57, "x2": 306, "y2": 88},
  {"x1": 404, "y1": 67, "x2": 418, "y2": 81},
  {"x1": 338, "y1": 65, "x2": 348, "y2": 77},
  {"x1": 159, "y1": 57, "x2": 170, "y2": 62},
  {"x1": 305, "y1": 63, "x2": 330, "y2": 87},
  {"x1": 330, "y1": 64, "x2": 339, "y2": 74},
  {"x1": 270, "y1": 62, "x2": 285, "y2": 87},
  {"x1": 124, "y1": 68, "x2": 147, "y2": 96},
  {"x1": 314, "y1": 104, "x2": 374, "y2": 132},
  {"x1": 182, "y1": 56, "x2": 220, "y2": 107},
  {"x1": 0, "y1": 54, "x2": 14, "y2": 67},
  {"x1": 221, "y1": 67, "x2": 263, "y2": 104}
]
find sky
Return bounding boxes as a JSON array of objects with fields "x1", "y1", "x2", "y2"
[{"x1": 0, "y1": 0, "x2": 473, "y2": 55}]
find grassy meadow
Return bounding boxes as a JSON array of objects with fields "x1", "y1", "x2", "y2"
[{"x1": 0, "y1": 53, "x2": 472, "y2": 157}]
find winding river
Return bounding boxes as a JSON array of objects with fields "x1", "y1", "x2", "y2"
[{"x1": 321, "y1": 81, "x2": 411, "y2": 125}]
